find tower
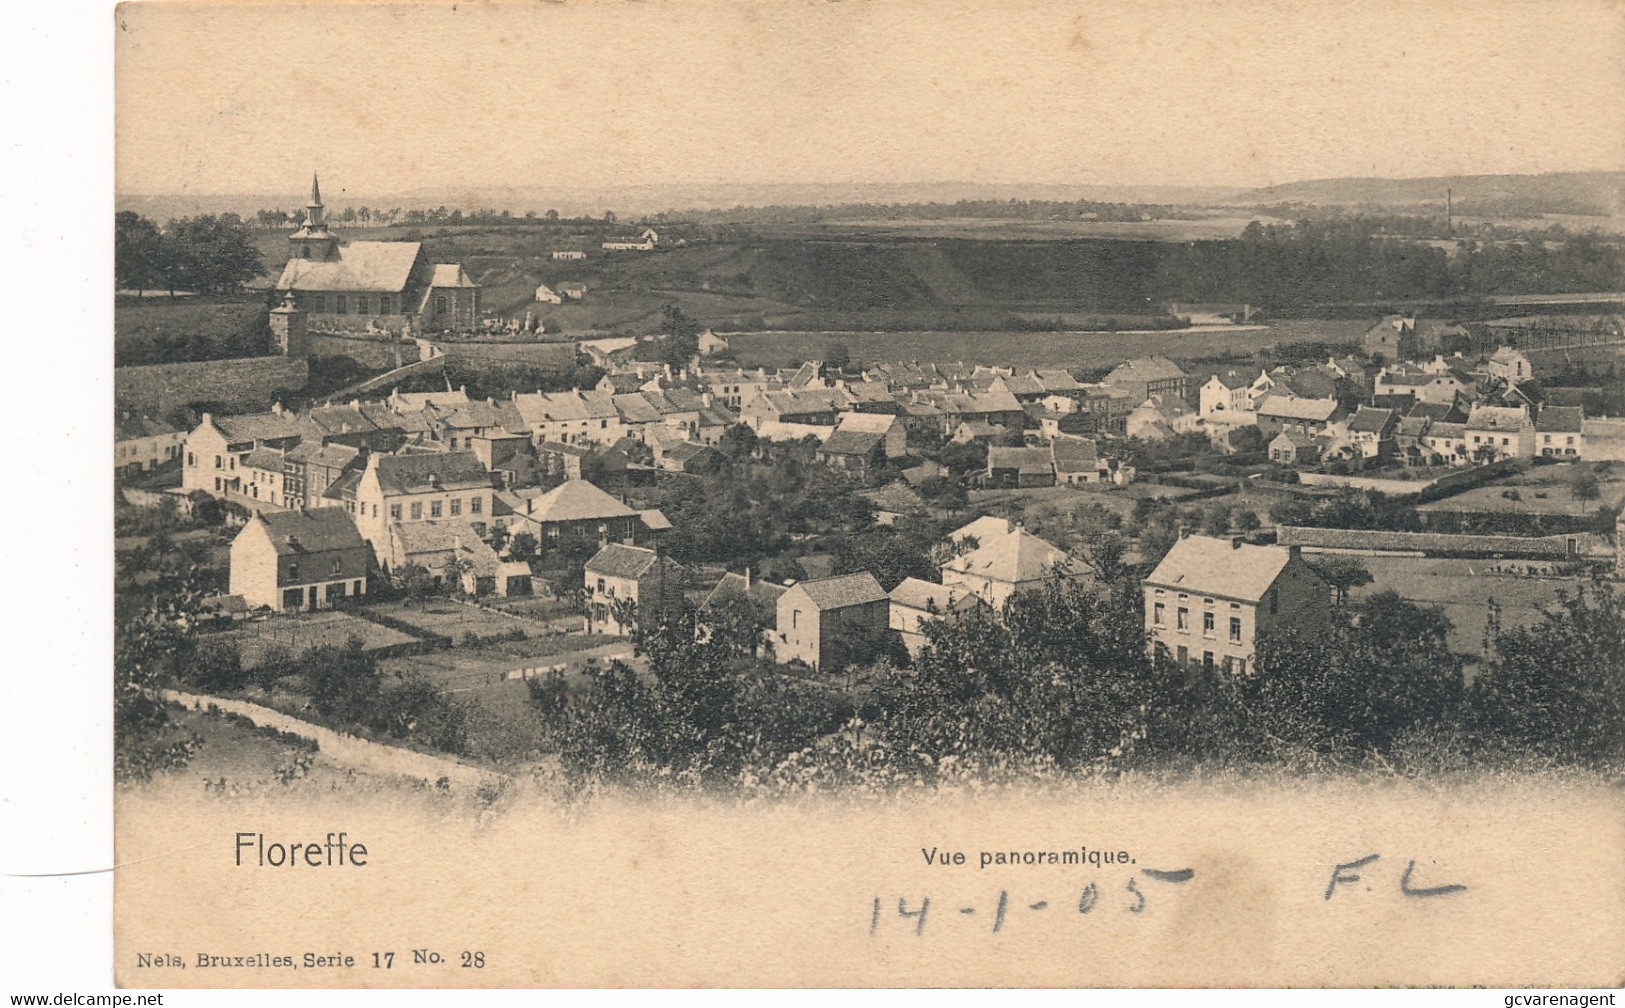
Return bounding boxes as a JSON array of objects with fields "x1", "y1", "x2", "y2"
[
  {"x1": 269, "y1": 291, "x2": 308, "y2": 357},
  {"x1": 287, "y1": 173, "x2": 339, "y2": 262}
]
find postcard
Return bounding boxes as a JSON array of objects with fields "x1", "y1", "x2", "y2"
[{"x1": 110, "y1": 0, "x2": 1624, "y2": 989}]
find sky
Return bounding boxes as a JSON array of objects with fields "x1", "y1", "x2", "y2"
[{"x1": 113, "y1": 0, "x2": 1625, "y2": 200}]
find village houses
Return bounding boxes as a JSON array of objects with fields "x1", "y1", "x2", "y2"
[
  {"x1": 775, "y1": 572, "x2": 891, "y2": 671},
  {"x1": 583, "y1": 543, "x2": 688, "y2": 636}
]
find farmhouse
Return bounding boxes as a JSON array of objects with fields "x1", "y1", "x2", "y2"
[
  {"x1": 1142, "y1": 534, "x2": 1331, "y2": 675},
  {"x1": 889, "y1": 577, "x2": 987, "y2": 657},
  {"x1": 775, "y1": 573, "x2": 891, "y2": 671},
  {"x1": 228, "y1": 507, "x2": 369, "y2": 613},
  {"x1": 584, "y1": 543, "x2": 687, "y2": 636},
  {"x1": 939, "y1": 526, "x2": 1086, "y2": 611}
]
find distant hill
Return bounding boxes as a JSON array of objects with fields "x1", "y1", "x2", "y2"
[
  {"x1": 117, "y1": 182, "x2": 1249, "y2": 222},
  {"x1": 1235, "y1": 171, "x2": 1625, "y2": 216}
]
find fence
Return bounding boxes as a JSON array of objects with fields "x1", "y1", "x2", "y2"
[{"x1": 165, "y1": 689, "x2": 504, "y2": 792}]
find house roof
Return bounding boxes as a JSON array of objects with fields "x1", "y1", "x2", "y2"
[
  {"x1": 513, "y1": 389, "x2": 618, "y2": 424},
  {"x1": 704, "y1": 571, "x2": 788, "y2": 612},
  {"x1": 242, "y1": 447, "x2": 286, "y2": 471},
  {"x1": 949, "y1": 515, "x2": 1018, "y2": 544},
  {"x1": 322, "y1": 469, "x2": 362, "y2": 501},
  {"x1": 1104, "y1": 355, "x2": 1187, "y2": 386},
  {"x1": 638, "y1": 508, "x2": 673, "y2": 531},
  {"x1": 252, "y1": 507, "x2": 366, "y2": 555},
  {"x1": 819, "y1": 429, "x2": 885, "y2": 457},
  {"x1": 1270, "y1": 430, "x2": 1318, "y2": 449},
  {"x1": 1256, "y1": 395, "x2": 1339, "y2": 422},
  {"x1": 942, "y1": 528, "x2": 1084, "y2": 585},
  {"x1": 211, "y1": 412, "x2": 303, "y2": 444},
  {"x1": 428, "y1": 263, "x2": 479, "y2": 288},
  {"x1": 372, "y1": 452, "x2": 490, "y2": 495},
  {"x1": 1033, "y1": 368, "x2": 1083, "y2": 393},
  {"x1": 1144, "y1": 534, "x2": 1304, "y2": 602},
  {"x1": 1535, "y1": 406, "x2": 1584, "y2": 433},
  {"x1": 1202, "y1": 368, "x2": 1254, "y2": 390},
  {"x1": 391, "y1": 520, "x2": 502, "y2": 571},
  {"x1": 987, "y1": 446, "x2": 1053, "y2": 475},
  {"x1": 527, "y1": 479, "x2": 638, "y2": 523},
  {"x1": 787, "y1": 572, "x2": 888, "y2": 610},
  {"x1": 1465, "y1": 405, "x2": 1529, "y2": 433},
  {"x1": 1489, "y1": 346, "x2": 1528, "y2": 364},
  {"x1": 1347, "y1": 406, "x2": 1397, "y2": 434},
  {"x1": 584, "y1": 542, "x2": 678, "y2": 579},
  {"x1": 274, "y1": 241, "x2": 422, "y2": 293},
  {"x1": 890, "y1": 577, "x2": 984, "y2": 614},
  {"x1": 1426, "y1": 422, "x2": 1466, "y2": 439},
  {"x1": 1049, "y1": 435, "x2": 1099, "y2": 473},
  {"x1": 835, "y1": 411, "x2": 900, "y2": 434}
]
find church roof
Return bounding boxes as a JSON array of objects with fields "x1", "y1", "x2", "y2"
[
  {"x1": 428, "y1": 263, "x2": 480, "y2": 288},
  {"x1": 275, "y1": 241, "x2": 423, "y2": 293}
]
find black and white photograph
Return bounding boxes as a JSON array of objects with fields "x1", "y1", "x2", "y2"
[{"x1": 18, "y1": 0, "x2": 1625, "y2": 992}]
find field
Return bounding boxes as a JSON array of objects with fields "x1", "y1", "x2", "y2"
[
  {"x1": 1416, "y1": 461, "x2": 1625, "y2": 516},
  {"x1": 1348, "y1": 555, "x2": 1580, "y2": 663},
  {"x1": 756, "y1": 216, "x2": 1264, "y2": 242},
  {"x1": 209, "y1": 610, "x2": 416, "y2": 667},
  {"x1": 362, "y1": 599, "x2": 557, "y2": 641},
  {"x1": 725, "y1": 319, "x2": 1369, "y2": 372},
  {"x1": 114, "y1": 294, "x2": 270, "y2": 367}
]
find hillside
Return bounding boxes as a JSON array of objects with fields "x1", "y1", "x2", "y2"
[{"x1": 1238, "y1": 171, "x2": 1625, "y2": 216}]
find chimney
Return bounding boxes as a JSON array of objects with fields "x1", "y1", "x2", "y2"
[
  {"x1": 201, "y1": 411, "x2": 213, "y2": 427},
  {"x1": 1231, "y1": 536, "x2": 1244, "y2": 550},
  {"x1": 744, "y1": 566, "x2": 752, "y2": 589},
  {"x1": 271, "y1": 401, "x2": 284, "y2": 416},
  {"x1": 1288, "y1": 544, "x2": 1301, "y2": 561},
  {"x1": 350, "y1": 399, "x2": 360, "y2": 411},
  {"x1": 1177, "y1": 524, "x2": 1190, "y2": 539}
]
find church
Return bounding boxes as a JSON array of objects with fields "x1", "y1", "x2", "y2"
[{"x1": 272, "y1": 175, "x2": 480, "y2": 342}]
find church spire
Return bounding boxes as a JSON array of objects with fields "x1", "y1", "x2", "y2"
[{"x1": 305, "y1": 173, "x2": 326, "y2": 230}]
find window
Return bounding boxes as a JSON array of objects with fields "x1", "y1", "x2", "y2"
[
  {"x1": 792, "y1": 610, "x2": 800, "y2": 629},
  {"x1": 1501, "y1": 438, "x2": 1509, "y2": 446},
  {"x1": 1176, "y1": 607, "x2": 1188, "y2": 631},
  {"x1": 1229, "y1": 617, "x2": 1242, "y2": 643},
  {"x1": 470, "y1": 498, "x2": 482, "y2": 515},
  {"x1": 352, "y1": 580, "x2": 362, "y2": 595},
  {"x1": 1202, "y1": 611, "x2": 1215, "y2": 637},
  {"x1": 214, "y1": 455, "x2": 222, "y2": 469},
  {"x1": 409, "y1": 502, "x2": 422, "y2": 519},
  {"x1": 1567, "y1": 436, "x2": 1575, "y2": 445},
  {"x1": 435, "y1": 295, "x2": 448, "y2": 316},
  {"x1": 450, "y1": 498, "x2": 461, "y2": 516},
  {"x1": 372, "y1": 505, "x2": 378, "y2": 518},
  {"x1": 355, "y1": 296, "x2": 369, "y2": 316},
  {"x1": 330, "y1": 559, "x2": 341, "y2": 576},
  {"x1": 596, "y1": 578, "x2": 606, "y2": 594},
  {"x1": 288, "y1": 563, "x2": 299, "y2": 580},
  {"x1": 430, "y1": 500, "x2": 442, "y2": 518},
  {"x1": 1153, "y1": 602, "x2": 1165, "y2": 625},
  {"x1": 389, "y1": 504, "x2": 401, "y2": 520},
  {"x1": 187, "y1": 452, "x2": 195, "y2": 466},
  {"x1": 379, "y1": 295, "x2": 392, "y2": 315},
  {"x1": 1202, "y1": 651, "x2": 1214, "y2": 673},
  {"x1": 335, "y1": 295, "x2": 348, "y2": 314}
]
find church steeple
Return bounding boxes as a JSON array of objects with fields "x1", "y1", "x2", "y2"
[
  {"x1": 307, "y1": 173, "x2": 325, "y2": 228},
  {"x1": 288, "y1": 171, "x2": 338, "y2": 261}
]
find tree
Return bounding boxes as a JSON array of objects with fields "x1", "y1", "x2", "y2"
[
  {"x1": 114, "y1": 211, "x2": 164, "y2": 295},
  {"x1": 824, "y1": 341, "x2": 852, "y2": 373},
  {"x1": 1470, "y1": 580, "x2": 1625, "y2": 767},
  {"x1": 1307, "y1": 556, "x2": 1373, "y2": 605},
  {"x1": 159, "y1": 215, "x2": 266, "y2": 294},
  {"x1": 508, "y1": 532, "x2": 539, "y2": 561},
  {"x1": 1572, "y1": 471, "x2": 1601, "y2": 505}
]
